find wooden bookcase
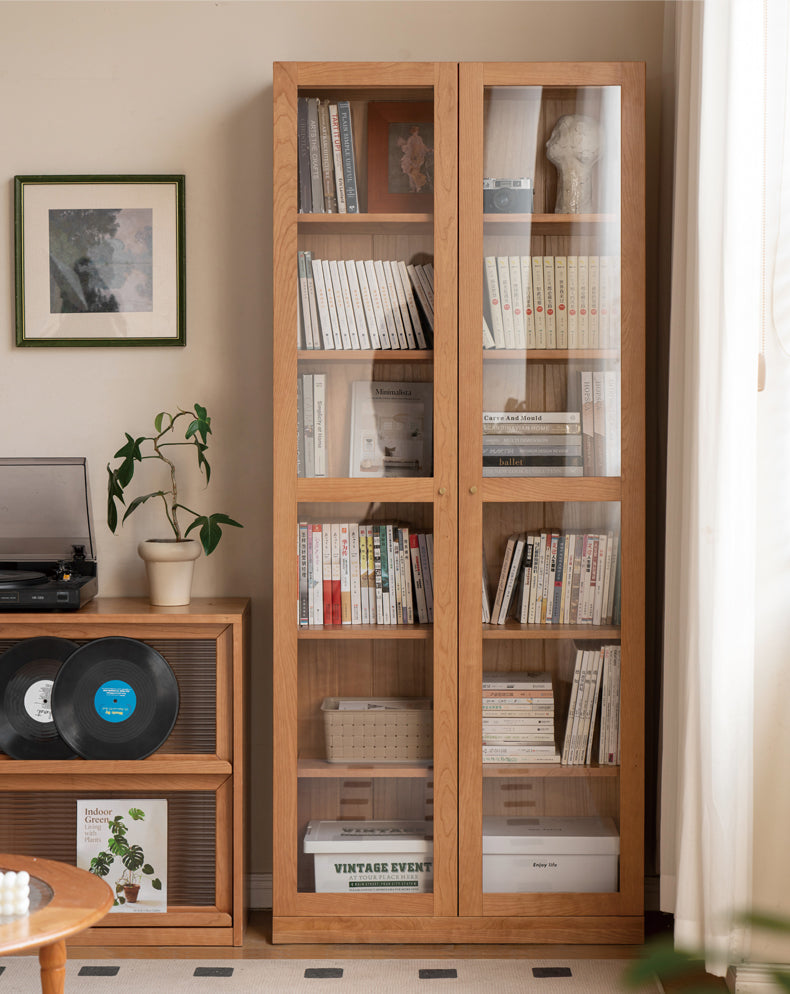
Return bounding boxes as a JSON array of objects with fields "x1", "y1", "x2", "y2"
[
  {"x1": 0, "y1": 597, "x2": 250, "y2": 946},
  {"x1": 272, "y1": 61, "x2": 645, "y2": 944}
]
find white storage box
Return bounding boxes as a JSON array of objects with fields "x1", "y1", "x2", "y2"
[
  {"x1": 482, "y1": 816, "x2": 619, "y2": 893},
  {"x1": 304, "y1": 820, "x2": 434, "y2": 893}
]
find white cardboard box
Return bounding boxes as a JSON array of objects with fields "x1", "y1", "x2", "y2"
[
  {"x1": 482, "y1": 816, "x2": 619, "y2": 893},
  {"x1": 304, "y1": 820, "x2": 433, "y2": 893}
]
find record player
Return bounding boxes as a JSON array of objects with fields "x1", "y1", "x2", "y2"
[{"x1": 0, "y1": 457, "x2": 98, "y2": 611}]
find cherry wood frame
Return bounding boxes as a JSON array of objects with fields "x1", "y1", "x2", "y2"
[{"x1": 272, "y1": 61, "x2": 645, "y2": 944}]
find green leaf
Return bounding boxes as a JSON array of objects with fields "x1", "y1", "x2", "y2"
[
  {"x1": 142, "y1": 864, "x2": 154, "y2": 875},
  {"x1": 121, "y1": 845, "x2": 145, "y2": 872},
  {"x1": 128, "y1": 808, "x2": 145, "y2": 822},
  {"x1": 195, "y1": 441, "x2": 211, "y2": 483},
  {"x1": 154, "y1": 412, "x2": 168, "y2": 433},
  {"x1": 106, "y1": 465, "x2": 125, "y2": 533},
  {"x1": 184, "y1": 403, "x2": 212, "y2": 444},
  {"x1": 152, "y1": 878, "x2": 162, "y2": 891},
  {"x1": 89, "y1": 855, "x2": 112, "y2": 877},
  {"x1": 741, "y1": 912, "x2": 790, "y2": 933},
  {"x1": 108, "y1": 836, "x2": 130, "y2": 856},
  {"x1": 113, "y1": 434, "x2": 145, "y2": 487},
  {"x1": 184, "y1": 512, "x2": 243, "y2": 556},
  {"x1": 622, "y1": 938, "x2": 707, "y2": 985},
  {"x1": 122, "y1": 491, "x2": 166, "y2": 523}
]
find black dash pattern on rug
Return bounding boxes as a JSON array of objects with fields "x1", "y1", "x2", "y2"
[
  {"x1": 419, "y1": 968, "x2": 458, "y2": 979},
  {"x1": 305, "y1": 967, "x2": 344, "y2": 978},
  {"x1": 194, "y1": 966, "x2": 234, "y2": 977},
  {"x1": 78, "y1": 966, "x2": 120, "y2": 977},
  {"x1": 533, "y1": 966, "x2": 573, "y2": 978}
]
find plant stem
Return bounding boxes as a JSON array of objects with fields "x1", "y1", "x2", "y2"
[{"x1": 152, "y1": 414, "x2": 189, "y2": 541}]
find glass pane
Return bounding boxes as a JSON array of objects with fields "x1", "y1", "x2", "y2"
[
  {"x1": 481, "y1": 500, "x2": 621, "y2": 894},
  {"x1": 296, "y1": 501, "x2": 435, "y2": 895},
  {"x1": 481, "y1": 85, "x2": 621, "y2": 479},
  {"x1": 296, "y1": 91, "x2": 435, "y2": 481}
]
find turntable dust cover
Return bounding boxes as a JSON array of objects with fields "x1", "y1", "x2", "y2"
[{"x1": 77, "y1": 799, "x2": 167, "y2": 912}]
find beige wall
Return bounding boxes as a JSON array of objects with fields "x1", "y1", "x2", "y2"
[{"x1": 0, "y1": 1, "x2": 667, "y2": 880}]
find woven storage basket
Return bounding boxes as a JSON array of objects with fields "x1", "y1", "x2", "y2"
[{"x1": 321, "y1": 697, "x2": 433, "y2": 763}]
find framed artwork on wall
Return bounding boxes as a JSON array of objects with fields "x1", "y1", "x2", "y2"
[
  {"x1": 14, "y1": 174, "x2": 185, "y2": 347},
  {"x1": 366, "y1": 102, "x2": 434, "y2": 214}
]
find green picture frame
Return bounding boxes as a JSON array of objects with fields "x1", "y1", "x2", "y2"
[{"x1": 15, "y1": 174, "x2": 185, "y2": 347}]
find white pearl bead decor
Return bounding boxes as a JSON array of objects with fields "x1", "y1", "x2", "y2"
[{"x1": 0, "y1": 870, "x2": 31, "y2": 917}]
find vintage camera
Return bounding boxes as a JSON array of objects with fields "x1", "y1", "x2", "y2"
[{"x1": 483, "y1": 177, "x2": 534, "y2": 214}]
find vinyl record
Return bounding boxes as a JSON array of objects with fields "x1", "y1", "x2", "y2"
[
  {"x1": 0, "y1": 636, "x2": 80, "y2": 759},
  {"x1": 52, "y1": 637, "x2": 179, "y2": 760}
]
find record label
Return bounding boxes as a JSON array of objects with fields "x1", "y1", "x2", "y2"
[
  {"x1": 94, "y1": 680, "x2": 137, "y2": 723},
  {"x1": 52, "y1": 637, "x2": 179, "y2": 760},
  {"x1": 23, "y1": 679, "x2": 54, "y2": 723},
  {"x1": 0, "y1": 637, "x2": 80, "y2": 759}
]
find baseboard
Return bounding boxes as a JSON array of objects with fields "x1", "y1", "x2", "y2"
[
  {"x1": 727, "y1": 964, "x2": 790, "y2": 993},
  {"x1": 249, "y1": 872, "x2": 272, "y2": 910}
]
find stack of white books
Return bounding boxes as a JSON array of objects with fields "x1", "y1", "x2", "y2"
[{"x1": 482, "y1": 671, "x2": 559, "y2": 764}]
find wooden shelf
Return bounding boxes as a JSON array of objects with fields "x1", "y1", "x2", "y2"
[
  {"x1": 298, "y1": 213, "x2": 433, "y2": 234},
  {"x1": 483, "y1": 349, "x2": 620, "y2": 362},
  {"x1": 480, "y1": 477, "x2": 622, "y2": 502},
  {"x1": 298, "y1": 349, "x2": 433, "y2": 363},
  {"x1": 482, "y1": 763, "x2": 619, "y2": 778},
  {"x1": 482, "y1": 622, "x2": 620, "y2": 639},
  {"x1": 483, "y1": 212, "x2": 617, "y2": 227},
  {"x1": 298, "y1": 623, "x2": 432, "y2": 639},
  {"x1": 296, "y1": 478, "x2": 437, "y2": 502},
  {"x1": 298, "y1": 759, "x2": 433, "y2": 778}
]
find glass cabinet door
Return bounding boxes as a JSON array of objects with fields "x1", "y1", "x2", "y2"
[
  {"x1": 458, "y1": 64, "x2": 644, "y2": 933},
  {"x1": 272, "y1": 63, "x2": 458, "y2": 931}
]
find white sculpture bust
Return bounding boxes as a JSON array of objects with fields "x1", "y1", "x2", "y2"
[{"x1": 545, "y1": 114, "x2": 602, "y2": 214}]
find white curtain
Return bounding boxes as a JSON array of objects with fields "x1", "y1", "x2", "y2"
[{"x1": 660, "y1": 0, "x2": 762, "y2": 976}]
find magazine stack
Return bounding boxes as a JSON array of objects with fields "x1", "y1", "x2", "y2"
[
  {"x1": 482, "y1": 411, "x2": 582, "y2": 477},
  {"x1": 482, "y1": 672, "x2": 559, "y2": 764}
]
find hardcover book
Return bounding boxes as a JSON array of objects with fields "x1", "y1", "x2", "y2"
[
  {"x1": 77, "y1": 799, "x2": 167, "y2": 912},
  {"x1": 349, "y1": 380, "x2": 433, "y2": 478}
]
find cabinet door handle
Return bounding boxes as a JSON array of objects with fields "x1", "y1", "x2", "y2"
[
  {"x1": 438, "y1": 486, "x2": 447, "y2": 496},
  {"x1": 469, "y1": 486, "x2": 477, "y2": 494}
]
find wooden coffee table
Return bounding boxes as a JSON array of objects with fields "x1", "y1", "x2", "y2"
[{"x1": 0, "y1": 854, "x2": 113, "y2": 994}]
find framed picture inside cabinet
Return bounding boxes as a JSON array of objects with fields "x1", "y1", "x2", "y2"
[
  {"x1": 367, "y1": 102, "x2": 434, "y2": 213},
  {"x1": 14, "y1": 175, "x2": 185, "y2": 347}
]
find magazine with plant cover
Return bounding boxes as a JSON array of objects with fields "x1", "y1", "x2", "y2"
[
  {"x1": 348, "y1": 380, "x2": 432, "y2": 478},
  {"x1": 77, "y1": 799, "x2": 167, "y2": 912}
]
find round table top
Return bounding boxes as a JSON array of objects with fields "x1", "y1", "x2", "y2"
[{"x1": 0, "y1": 854, "x2": 113, "y2": 956}]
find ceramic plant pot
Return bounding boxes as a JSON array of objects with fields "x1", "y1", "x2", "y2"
[{"x1": 137, "y1": 539, "x2": 201, "y2": 606}]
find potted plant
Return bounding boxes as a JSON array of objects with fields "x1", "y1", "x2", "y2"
[
  {"x1": 87, "y1": 806, "x2": 162, "y2": 907},
  {"x1": 106, "y1": 402, "x2": 242, "y2": 606}
]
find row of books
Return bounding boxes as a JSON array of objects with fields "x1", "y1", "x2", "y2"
[
  {"x1": 298, "y1": 97, "x2": 359, "y2": 214},
  {"x1": 482, "y1": 671, "x2": 559, "y2": 765},
  {"x1": 561, "y1": 646, "x2": 621, "y2": 765},
  {"x1": 482, "y1": 255, "x2": 621, "y2": 351},
  {"x1": 580, "y1": 370, "x2": 620, "y2": 477},
  {"x1": 297, "y1": 373, "x2": 326, "y2": 478},
  {"x1": 298, "y1": 251, "x2": 434, "y2": 351},
  {"x1": 484, "y1": 529, "x2": 621, "y2": 627},
  {"x1": 483, "y1": 410, "x2": 582, "y2": 477},
  {"x1": 298, "y1": 522, "x2": 434, "y2": 627}
]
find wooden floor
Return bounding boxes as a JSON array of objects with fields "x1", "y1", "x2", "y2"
[{"x1": 64, "y1": 910, "x2": 729, "y2": 990}]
